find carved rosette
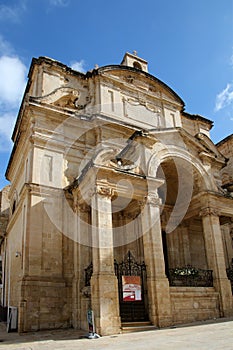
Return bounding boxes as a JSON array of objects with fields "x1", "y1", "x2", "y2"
[{"x1": 199, "y1": 207, "x2": 220, "y2": 217}]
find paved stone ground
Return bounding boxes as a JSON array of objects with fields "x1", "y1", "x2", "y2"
[{"x1": 0, "y1": 317, "x2": 232, "y2": 350}]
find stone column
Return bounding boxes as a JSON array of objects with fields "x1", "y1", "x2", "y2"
[
  {"x1": 180, "y1": 222, "x2": 191, "y2": 266},
  {"x1": 200, "y1": 207, "x2": 233, "y2": 316},
  {"x1": 221, "y1": 222, "x2": 233, "y2": 267},
  {"x1": 90, "y1": 185, "x2": 121, "y2": 336},
  {"x1": 141, "y1": 192, "x2": 172, "y2": 327},
  {"x1": 72, "y1": 199, "x2": 90, "y2": 329}
]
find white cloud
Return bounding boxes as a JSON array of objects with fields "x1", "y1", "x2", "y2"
[
  {"x1": 0, "y1": 1, "x2": 27, "y2": 22},
  {"x1": 49, "y1": 0, "x2": 69, "y2": 6},
  {"x1": 0, "y1": 56, "x2": 27, "y2": 107},
  {"x1": 0, "y1": 112, "x2": 15, "y2": 152},
  {"x1": 0, "y1": 112, "x2": 15, "y2": 139},
  {"x1": 70, "y1": 60, "x2": 86, "y2": 73},
  {"x1": 0, "y1": 36, "x2": 27, "y2": 153},
  {"x1": 215, "y1": 83, "x2": 233, "y2": 112},
  {"x1": 0, "y1": 35, "x2": 13, "y2": 56}
]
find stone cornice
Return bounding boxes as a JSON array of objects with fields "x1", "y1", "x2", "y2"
[{"x1": 184, "y1": 190, "x2": 233, "y2": 220}]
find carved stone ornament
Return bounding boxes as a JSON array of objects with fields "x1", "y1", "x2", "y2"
[
  {"x1": 199, "y1": 207, "x2": 220, "y2": 217},
  {"x1": 31, "y1": 86, "x2": 91, "y2": 110},
  {"x1": 125, "y1": 96, "x2": 161, "y2": 114},
  {"x1": 96, "y1": 186, "x2": 113, "y2": 198},
  {"x1": 123, "y1": 75, "x2": 134, "y2": 84},
  {"x1": 146, "y1": 193, "x2": 161, "y2": 207}
]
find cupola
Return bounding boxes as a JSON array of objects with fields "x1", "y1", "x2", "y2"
[{"x1": 121, "y1": 51, "x2": 148, "y2": 72}]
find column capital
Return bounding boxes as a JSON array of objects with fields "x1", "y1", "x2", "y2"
[
  {"x1": 95, "y1": 185, "x2": 113, "y2": 199},
  {"x1": 146, "y1": 192, "x2": 162, "y2": 207},
  {"x1": 199, "y1": 207, "x2": 220, "y2": 217}
]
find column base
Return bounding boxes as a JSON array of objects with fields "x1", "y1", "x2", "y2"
[
  {"x1": 147, "y1": 276, "x2": 172, "y2": 328},
  {"x1": 214, "y1": 278, "x2": 233, "y2": 317},
  {"x1": 91, "y1": 273, "x2": 121, "y2": 336}
]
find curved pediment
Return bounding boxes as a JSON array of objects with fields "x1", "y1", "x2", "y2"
[{"x1": 96, "y1": 65, "x2": 185, "y2": 108}]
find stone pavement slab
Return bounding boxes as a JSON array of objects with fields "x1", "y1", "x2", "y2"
[{"x1": 0, "y1": 318, "x2": 232, "y2": 350}]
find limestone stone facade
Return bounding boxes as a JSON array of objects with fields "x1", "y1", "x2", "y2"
[{"x1": 0, "y1": 52, "x2": 232, "y2": 335}]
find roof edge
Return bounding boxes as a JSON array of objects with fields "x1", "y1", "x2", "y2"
[
  {"x1": 182, "y1": 111, "x2": 213, "y2": 126},
  {"x1": 216, "y1": 134, "x2": 233, "y2": 147}
]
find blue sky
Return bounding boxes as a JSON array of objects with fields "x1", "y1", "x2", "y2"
[{"x1": 0, "y1": 0, "x2": 232, "y2": 189}]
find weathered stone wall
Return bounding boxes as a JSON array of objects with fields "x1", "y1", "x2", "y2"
[
  {"x1": 0, "y1": 185, "x2": 10, "y2": 237},
  {"x1": 166, "y1": 219, "x2": 207, "y2": 269},
  {"x1": 5, "y1": 200, "x2": 24, "y2": 308},
  {"x1": 217, "y1": 135, "x2": 233, "y2": 191},
  {"x1": 19, "y1": 278, "x2": 70, "y2": 332},
  {"x1": 170, "y1": 287, "x2": 220, "y2": 324}
]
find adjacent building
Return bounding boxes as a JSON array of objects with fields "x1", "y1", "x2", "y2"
[{"x1": 0, "y1": 52, "x2": 232, "y2": 335}]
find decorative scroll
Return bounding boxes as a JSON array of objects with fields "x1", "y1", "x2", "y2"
[
  {"x1": 30, "y1": 86, "x2": 91, "y2": 110},
  {"x1": 114, "y1": 251, "x2": 146, "y2": 278},
  {"x1": 168, "y1": 266, "x2": 213, "y2": 287},
  {"x1": 123, "y1": 96, "x2": 161, "y2": 114}
]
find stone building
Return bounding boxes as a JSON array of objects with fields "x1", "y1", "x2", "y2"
[{"x1": 0, "y1": 52, "x2": 232, "y2": 335}]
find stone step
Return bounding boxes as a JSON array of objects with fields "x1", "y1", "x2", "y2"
[{"x1": 121, "y1": 321, "x2": 157, "y2": 333}]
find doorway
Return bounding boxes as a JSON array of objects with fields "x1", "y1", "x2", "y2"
[{"x1": 114, "y1": 251, "x2": 148, "y2": 322}]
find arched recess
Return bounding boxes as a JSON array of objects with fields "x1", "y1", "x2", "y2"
[
  {"x1": 147, "y1": 147, "x2": 215, "y2": 277},
  {"x1": 147, "y1": 146, "x2": 215, "y2": 192}
]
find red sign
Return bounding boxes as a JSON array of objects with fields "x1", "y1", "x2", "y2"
[{"x1": 122, "y1": 276, "x2": 142, "y2": 302}]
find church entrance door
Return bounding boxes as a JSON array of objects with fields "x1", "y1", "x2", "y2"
[{"x1": 114, "y1": 251, "x2": 148, "y2": 322}]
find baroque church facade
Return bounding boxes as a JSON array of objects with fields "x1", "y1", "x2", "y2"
[{"x1": 0, "y1": 52, "x2": 233, "y2": 335}]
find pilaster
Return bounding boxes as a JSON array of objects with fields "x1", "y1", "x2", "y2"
[
  {"x1": 90, "y1": 185, "x2": 121, "y2": 335},
  {"x1": 141, "y1": 192, "x2": 172, "y2": 327},
  {"x1": 200, "y1": 207, "x2": 233, "y2": 316},
  {"x1": 72, "y1": 201, "x2": 90, "y2": 329}
]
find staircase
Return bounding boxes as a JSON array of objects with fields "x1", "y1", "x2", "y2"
[{"x1": 121, "y1": 321, "x2": 157, "y2": 333}]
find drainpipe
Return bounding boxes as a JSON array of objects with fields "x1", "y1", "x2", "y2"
[
  {"x1": 7, "y1": 241, "x2": 11, "y2": 330},
  {"x1": 2, "y1": 237, "x2": 7, "y2": 306}
]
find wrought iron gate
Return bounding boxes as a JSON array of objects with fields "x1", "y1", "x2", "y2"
[{"x1": 114, "y1": 251, "x2": 148, "y2": 322}]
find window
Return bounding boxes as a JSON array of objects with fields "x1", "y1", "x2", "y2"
[{"x1": 133, "y1": 61, "x2": 142, "y2": 70}]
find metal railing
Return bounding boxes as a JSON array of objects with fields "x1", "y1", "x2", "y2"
[
  {"x1": 168, "y1": 266, "x2": 213, "y2": 287},
  {"x1": 226, "y1": 263, "x2": 233, "y2": 294}
]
